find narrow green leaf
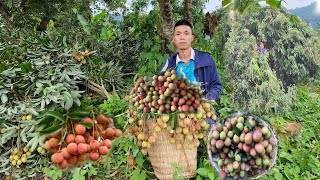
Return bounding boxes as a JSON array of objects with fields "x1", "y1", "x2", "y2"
[
  {"x1": 80, "y1": 122, "x2": 93, "y2": 129},
  {"x1": 222, "y1": 0, "x2": 231, "y2": 7},
  {"x1": 45, "y1": 111, "x2": 65, "y2": 121},
  {"x1": 172, "y1": 112, "x2": 178, "y2": 129},
  {"x1": 0, "y1": 63, "x2": 5, "y2": 73},
  {"x1": 38, "y1": 123, "x2": 64, "y2": 135},
  {"x1": 37, "y1": 115, "x2": 55, "y2": 126}
]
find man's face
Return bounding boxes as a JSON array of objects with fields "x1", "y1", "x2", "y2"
[
  {"x1": 260, "y1": 42, "x2": 265, "y2": 49},
  {"x1": 173, "y1": 25, "x2": 194, "y2": 50}
]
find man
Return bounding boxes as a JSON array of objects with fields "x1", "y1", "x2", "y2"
[
  {"x1": 160, "y1": 19, "x2": 222, "y2": 101},
  {"x1": 257, "y1": 41, "x2": 266, "y2": 53}
]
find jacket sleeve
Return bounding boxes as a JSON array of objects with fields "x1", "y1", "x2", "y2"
[
  {"x1": 206, "y1": 55, "x2": 222, "y2": 100},
  {"x1": 159, "y1": 58, "x2": 169, "y2": 73}
]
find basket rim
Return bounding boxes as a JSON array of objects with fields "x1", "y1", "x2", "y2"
[{"x1": 207, "y1": 112, "x2": 279, "y2": 179}]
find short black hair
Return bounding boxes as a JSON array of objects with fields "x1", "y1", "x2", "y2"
[{"x1": 174, "y1": 19, "x2": 193, "y2": 30}]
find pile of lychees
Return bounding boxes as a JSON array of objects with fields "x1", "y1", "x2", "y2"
[{"x1": 44, "y1": 114, "x2": 122, "y2": 169}]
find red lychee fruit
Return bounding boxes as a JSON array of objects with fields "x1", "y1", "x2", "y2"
[
  {"x1": 66, "y1": 155, "x2": 78, "y2": 165},
  {"x1": 96, "y1": 114, "x2": 107, "y2": 125},
  {"x1": 114, "y1": 129, "x2": 123, "y2": 137},
  {"x1": 67, "y1": 143, "x2": 78, "y2": 155},
  {"x1": 57, "y1": 160, "x2": 68, "y2": 169},
  {"x1": 51, "y1": 153, "x2": 64, "y2": 164},
  {"x1": 44, "y1": 141, "x2": 52, "y2": 151},
  {"x1": 77, "y1": 143, "x2": 88, "y2": 155},
  {"x1": 75, "y1": 135, "x2": 86, "y2": 144},
  {"x1": 61, "y1": 148, "x2": 71, "y2": 159},
  {"x1": 48, "y1": 138, "x2": 59, "y2": 148},
  {"x1": 103, "y1": 139, "x2": 112, "y2": 149},
  {"x1": 77, "y1": 154, "x2": 87, "y2": 162},
  {"x1": 65, "y1": 134, "x2": 75, "y2": 144},
  {"x1": 86, "y1": 136, "x2": 95, "y2": 144},
  {"x1": 89, "y1": 152, "x2": 100, "y2": 161},
  {"x1": 75, "y1": 124, "x2": 86, "y2": 135},
  {"x1": 98, "y1": 146, "x2": 108, "y2": 155},
  {"x1": 90, "y1": 140, "x2": 100, "y2": 151}
]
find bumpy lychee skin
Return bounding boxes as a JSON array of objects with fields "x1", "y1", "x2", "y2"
[
  {"x1": 67, "y1": 143, "x2": 78, "y2": 155},
  {"x1": 99, "y1": 146, "x2": 109, "y2": 155},
  {"x1": 82, "y1": 117, "x2": 93, "y2": 123},
  {"x1": 61, "y1": 148, "x2": 71, "y2": 159},
  {"x1": 77, "y1": 154, "x2": 87, "y2": 162},
  {"x1": 90, "y1": 140, "x2": 100, "y2": 151},
  {"x1": 75, "y1": 124, "x2": 86, "y2": 135},
  {"x1": 86, "y1": 136, "x2": 95, "y2": 144},
  {"x1": 67, "y1": 155, "x2": 78, "y2": 165},
  {"x1": 96, "y1": 114, "x2": 107, "y2": 125},
  {"x1": 103, "y1": 139, "x2": 112, "y2": 149},
  {"x1": 114, "y1": 129, "x2": 123, "y2": 137},
  {"x1": 49, "y1": 138, "x2": 59, "y2": 148},
  {"x1": 44, "y1": 141, "x2": 52, "y2": 151},
  {"x1": 57, "y1": 160, "x2": 68, "y2": 169},
  {"x1": 78, "y1": 143, "x2": 88, "y2": 155},
  {"x1": 65, "y1": 134, "x2": 75, "y2": 144},
  {"x1": 51, "y1": 153, "x2": 64, "y2": 164},
  {"x1": 106, "y1": 128, "x2": 115, "y2": 139},
  {"x1": 75, "y1": 135, "x2": 86, "y2": 144},
  {"x1": 89, "y1": 152, "x2": 100, "y2": 161}
]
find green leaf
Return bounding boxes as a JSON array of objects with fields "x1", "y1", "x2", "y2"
[
  {"x1": 266, "y1": 0, "x2": 281, "y2": 8},
  {"x1": 197, "y1": 168, "x2": 209, "y2": 176},
  {"x1": 136, "y1": 153, "x2": 145, "y2": 168},
  {"x1": 196, "y1": 175, "x2": 202, "y2": 180},
  {"x1": 92, "y1": 10, "x2": 106, "y2": 24},
  {"x1": 275, "y1": 170, "x2": 284, "y2": 180},
  {"x1": 208, "y1": 172, "x2": 215, "y2": 180},
  {"x1": 172, "y1": 112, "x2": 178, "y2": 129},
  {"x1": 68, "y1": 108, "x2": 90, "y2": 117},
  {"x1": 38, "y1": 123, "x2": 64, "y2": 135},
  {"x1": 222, "y1": 0, "x2": 231, "y2": 7},
  {"x1": 290, "y1": 15, "x2": 300, "y2": 23},
  {"x1": 45, "y1": 111, "x2": 65, "y2": 122},
  {"x1": 80, "y1": 122, "x2": 93, "y2": 129},
  {"x1": 37, "y1": 115, "x2": 55, "y2": 126},
  {"x1": 0, "y1": 63, "x2": 5, "y2": 73},
  {"x1": 72, "y1": 170, "x2": 86, "y2": 180},
  {"x1": 77, "y1": 14, "x2": 90, "y2": 34},
  {"x1": 232, "y1": 126, "x2": 241, "y2": 136},
  {"x1": 20, "y1": 63, "x2": 32, "y2": 73}
]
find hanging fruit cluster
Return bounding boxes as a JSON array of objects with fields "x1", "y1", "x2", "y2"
[
  {"x1": 129, "y1": 69, "x2": 202, "y2": 114},
  {"x1": 44, "y1": 114, "x2": 122, "y2": 169},
  {"x1": 208, "y1": 114, "x2": 277, "y2": 179}
]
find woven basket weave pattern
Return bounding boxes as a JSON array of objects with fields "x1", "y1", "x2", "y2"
[{"x1": 147, "y1": 120, "x2": 197, "y2": 180}]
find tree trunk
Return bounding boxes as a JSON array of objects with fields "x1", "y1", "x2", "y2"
[
  {"x1": 158, "y1": 0, "x2": 174, "y2": 44},
  {"x1": 184, "y1": 0, "x2": 192, "y2": 23}
]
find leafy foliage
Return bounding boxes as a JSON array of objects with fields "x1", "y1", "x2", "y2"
[{"x1": 235, "y1": 8, "x2": 320, "y2": 86}]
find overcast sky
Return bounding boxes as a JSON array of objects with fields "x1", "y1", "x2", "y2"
[
  {"x1": 126, "y1": 0, "x2": 319, "y2": 13},
  {"x1": 204, "y1": 0, "x2": 319, "y2": 12}
]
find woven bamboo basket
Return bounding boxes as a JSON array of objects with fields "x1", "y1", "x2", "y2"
[
  {"x1": 146, "y1": 120, "x2": 197, "y2": 180},
  {"x1": 207, "y1": 112, "x2": 278, "y2": 180}
]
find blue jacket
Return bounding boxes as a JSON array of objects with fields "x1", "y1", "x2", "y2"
[{"x1": 160, "y1": 49, "x2": 222, "y2": 100}]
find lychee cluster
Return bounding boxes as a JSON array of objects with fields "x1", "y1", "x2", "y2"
[
  {"x1": 9, "y1": 146, "x2": 33, "y2": 166},
  {"x1": 129, "y1": 70, "x2": 203, "y2": 114},
  {"x1": 128, "y1": 100, "x2": 216, "y2": 154},
  {"x1": 44, "y1": 114, "x2": 122, "y2": 169},
  {"x1": 209, "y1": 115, "x2": 277, "y2": 179}
]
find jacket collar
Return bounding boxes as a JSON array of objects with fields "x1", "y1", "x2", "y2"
[{"x1": 170, "y1": 49, "x2": 211, "y2": 69}]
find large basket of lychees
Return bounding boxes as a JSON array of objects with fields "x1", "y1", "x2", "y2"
[
  {"x1": 127, "y1": 69, "x2": 217, "y2": 179},
  {"x1": 207, "y1": 112, "x2": 278, "y2": 179}
]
